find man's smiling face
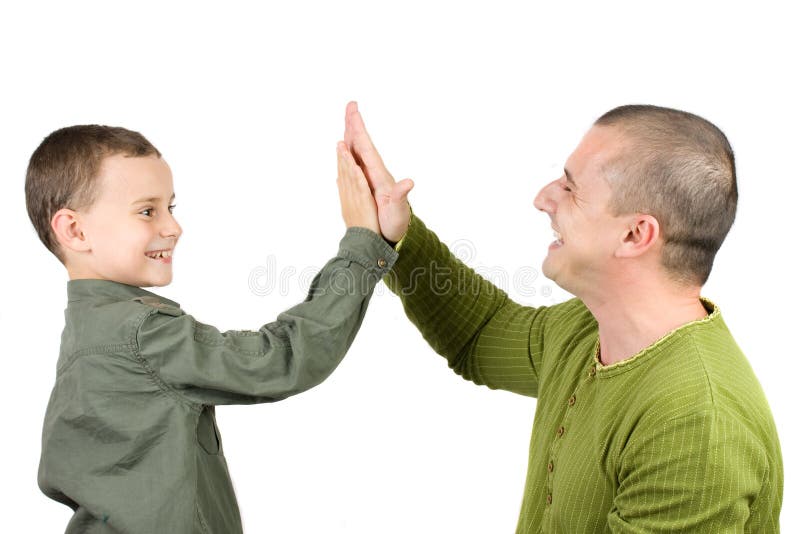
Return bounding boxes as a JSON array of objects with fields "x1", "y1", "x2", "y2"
[
  {"x1": 68, "y1": 154, "x2": 182, "y2": 287},
  {"x1": 533, "y1": 125, "x2": 630, "y2": 295}
]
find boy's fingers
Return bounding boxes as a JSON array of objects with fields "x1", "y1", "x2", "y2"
[
  {"x1": 336, "y1": 144, "x2": 348, "y2": 188},
  {"x1": 338, "y1": 141, "x2": 372, "y2": 193}
]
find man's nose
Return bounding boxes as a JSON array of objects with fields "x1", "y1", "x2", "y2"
[{"x1": 534, "y1": 180, "x2": 558, "y2": 214}]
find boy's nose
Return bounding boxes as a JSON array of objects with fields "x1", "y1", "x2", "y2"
[{"x1": 161, "y1": 215, "x2": 182, "y2": 239}]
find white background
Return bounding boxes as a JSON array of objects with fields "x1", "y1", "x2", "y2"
[{"x1": 1, "y1": 1, "x2": 797, "y2": 531}]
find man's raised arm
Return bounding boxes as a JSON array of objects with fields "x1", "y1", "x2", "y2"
[{"x1": 343, "y1": 102, "x2": 549, "y2": 396}]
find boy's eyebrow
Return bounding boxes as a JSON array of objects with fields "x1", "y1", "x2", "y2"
[{"x1": 131, "y1": 193, "x2": 176, "y2": 205}]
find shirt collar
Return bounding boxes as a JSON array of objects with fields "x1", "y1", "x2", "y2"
[
  {"x1": 67, "y1": 279, "x2": 180, "y2": 308},
  {"x1": 592, "y1": 296, "x2": 721, "y2": 376}
]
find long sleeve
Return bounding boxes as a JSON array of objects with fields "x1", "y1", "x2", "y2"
[
  {"x1": 135, "y1": 227, "x2": 398, "y2": 405},
  {"x1": 383, "y1": 212, "x2": 549, "y2": 397}
]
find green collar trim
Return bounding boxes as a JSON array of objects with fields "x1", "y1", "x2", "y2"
[{"x1": 593, "y1": 297, "x2": 720, "y2": 377}]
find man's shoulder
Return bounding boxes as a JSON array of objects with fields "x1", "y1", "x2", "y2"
[
  {"x1": 540, "y1": 297, "x2": 597, "y2": 343},
  {"x1": 628, "y1": 314, "x2": 776, "y2": 440}
]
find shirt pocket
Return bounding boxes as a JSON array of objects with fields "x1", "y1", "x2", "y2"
[{"x1": 197, "y1": 405, "x2": 222, "y2": 455}]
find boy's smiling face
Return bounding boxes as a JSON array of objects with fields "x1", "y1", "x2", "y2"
[{"x1": 63, "y1": 154, "x2": 182, "y2": 287}]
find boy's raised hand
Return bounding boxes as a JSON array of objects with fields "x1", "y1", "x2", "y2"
[
  {"x1": 337, "y1": 141, "x2": 380, "y2": 234},
  {"x1": 344, "y1": 101, "x2": 414, "y2": 244}
]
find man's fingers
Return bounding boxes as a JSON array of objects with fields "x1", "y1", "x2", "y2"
[
  {"x1": 392, "y1": 178, "x2": 414, "y2": 202},
  {"x1": 344, "y1": 101, "x2": 388, "y2": 175}
]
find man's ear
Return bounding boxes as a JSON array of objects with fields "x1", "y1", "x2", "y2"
[
  {"x1": 51, "y1": 208, "x2": 91, "y2": 253},
  {"x1": 614, "y1": 214, "x2": 660, "y2": 259}
]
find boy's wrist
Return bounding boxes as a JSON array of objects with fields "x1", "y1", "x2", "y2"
[{"x1": 338, "y1": 227, "x2": 399, "y2": 276}]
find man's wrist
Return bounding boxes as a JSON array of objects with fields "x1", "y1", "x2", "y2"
[{"x1": 391, "y1": 204, "x2": 413, "y2": 251}]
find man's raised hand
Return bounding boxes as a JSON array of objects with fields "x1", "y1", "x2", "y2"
[{"x1": 344, "y1": 101, "x2": 414, "y2": 244}]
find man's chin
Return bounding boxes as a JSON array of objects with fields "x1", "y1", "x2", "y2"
[
  {"x1": 541, "y1": 261, "x2": 569, "y2": 293},
  {"x1": 541, "y1": 258, "x2": 556, "y2": 281}
]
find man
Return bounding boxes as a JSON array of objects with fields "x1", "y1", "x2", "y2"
[{"x1": 341, "y1": 102, "x2": 783, "y2": 532}]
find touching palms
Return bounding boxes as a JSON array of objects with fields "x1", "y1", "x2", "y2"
[{"x1": 344, "y1": 101, "x2": 414, "y2": 244}]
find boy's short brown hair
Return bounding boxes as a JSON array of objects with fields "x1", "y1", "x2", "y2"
[{"x1": 25, "y1": 125, "x2": 161, "y2": 264}]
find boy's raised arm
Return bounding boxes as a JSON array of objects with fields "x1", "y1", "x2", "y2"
[{"x1": 135, "y1": 142, "x2": 394, "y2": 405}]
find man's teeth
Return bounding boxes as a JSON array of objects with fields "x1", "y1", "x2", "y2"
[
  {"x1": 146, "y1": 250, "x2": 172, "y2": 259},
  {"x1": 553, "y1": 230, "x2": 563, "y2": 244}
]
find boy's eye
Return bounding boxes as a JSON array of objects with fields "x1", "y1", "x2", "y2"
[{"x1": 140, "y1": 205, "x2": 177, "y2": 217}]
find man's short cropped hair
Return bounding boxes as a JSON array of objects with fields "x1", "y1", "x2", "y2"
[
  {"x1": 25, "y1": 125, "x2": 161, "y2": 264},
  {"x1": 595, "y1": 105, "x2": 737, "y2": 286}
]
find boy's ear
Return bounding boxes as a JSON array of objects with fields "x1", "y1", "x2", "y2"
[{"x1": 51, "y1": 208, "x2": 91, "y2": 253}]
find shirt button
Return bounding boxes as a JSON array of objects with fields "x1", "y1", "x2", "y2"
[
  {"x1": 589, "y1": 367, "x2": 596, "y2": 377},
  {"x1": 377, "y1": 258, "x2": 387, "y2": 268},
  {"x1": 556, "y1": 426, "x2": 565, "y2": 438},
  {"x1": 568, "y1": 395, "x2": 576, "y2": 407},
  {"x1": 546, "y1": 494, "x2": 553, "y2": 505},
  {"x1": 547, "y1": 461, "x2": 554, "y2": 472}
]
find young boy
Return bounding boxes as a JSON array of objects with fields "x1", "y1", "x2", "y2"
[{"x1": 26, "y1": 124, "x2": 398, "y2": 533}]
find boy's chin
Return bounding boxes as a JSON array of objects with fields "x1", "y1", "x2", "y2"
[
  {"x1": 130, "y1": 271, "x2": 173, "y2": 289},
  {"x1": 144, "y1": 276, "x2": 173, "y2": 288}
]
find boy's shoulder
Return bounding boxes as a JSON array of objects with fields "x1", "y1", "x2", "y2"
[
  {"x1": 61, "y1": 281, "x2": 188, "y2": 356},
  {"x1": 128, "y1": 295, "x2": 185, "y2": 317}
]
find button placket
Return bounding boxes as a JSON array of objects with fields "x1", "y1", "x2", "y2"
[{"x1": 543, "y1": 359, "x2": 597, "y2": 512}]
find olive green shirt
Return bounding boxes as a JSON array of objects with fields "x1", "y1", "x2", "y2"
[
  {"x1": 384, "y1": 212, "x2": 783, "y2": 533},
  {"x1": 39, "y1": 227, "x2": 398, "y2": 534}
]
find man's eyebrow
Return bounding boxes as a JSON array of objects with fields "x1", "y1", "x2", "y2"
[
  {"x1": 131, "y1": 193, "x2": 176, "y2": 205},
  {"x1": 564, "y1": 168, "x2": 578, "y2": 190}
]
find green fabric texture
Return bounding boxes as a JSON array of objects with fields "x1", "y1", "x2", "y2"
[
  {"x1": 383, "y1": 213, "x2": 783, "y2": 533},
  {"x1": 39, "y1": 227, "x2": 398, "y2": 534}
]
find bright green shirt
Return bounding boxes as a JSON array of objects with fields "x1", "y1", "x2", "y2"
[
  {"x1": 39, "y1": 227, "x2": 398, "y2": 534},
  {"x1": 383, "y1": 213, "x2": 783, "y2": 533}
]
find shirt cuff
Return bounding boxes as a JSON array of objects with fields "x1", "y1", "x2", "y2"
[{"x1": 337, "y1": 226, "x2": 400, "y2": 277}]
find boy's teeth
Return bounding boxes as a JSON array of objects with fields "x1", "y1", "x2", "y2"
[{"x1": 146, "y1": 249, "x2": 173, "y2": 259}]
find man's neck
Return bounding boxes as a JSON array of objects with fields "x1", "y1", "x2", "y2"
[{"x1": 582, "y1": 282, "x2": 709, "y2": 366}]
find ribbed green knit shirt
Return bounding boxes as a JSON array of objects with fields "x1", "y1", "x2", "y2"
[{"x1": 384, "y1": 213, "x2": 783, "y2": 533}]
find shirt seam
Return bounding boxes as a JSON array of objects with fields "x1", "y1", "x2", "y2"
[
  {"x1": 56, "y1": 343, "x2": 137, "y2": 374},
  {"x1": 193, "y1": 321, "x2": 290, "y2": 354},
  {"x1": 131, "y1": 307, "x2": 203, "y2": 411}
]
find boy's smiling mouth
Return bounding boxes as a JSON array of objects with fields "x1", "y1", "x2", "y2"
[{"x1": 145, "y1": 249, "x2": 173, "y2": 261}]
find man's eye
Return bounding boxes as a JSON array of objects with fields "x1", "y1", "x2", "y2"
[
  {"x1": 140, "y1": 208, "x2": 153, "y2": 216},
  {"x1": 168, "y1": 204, "x2": 176, "y2": 213}
]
